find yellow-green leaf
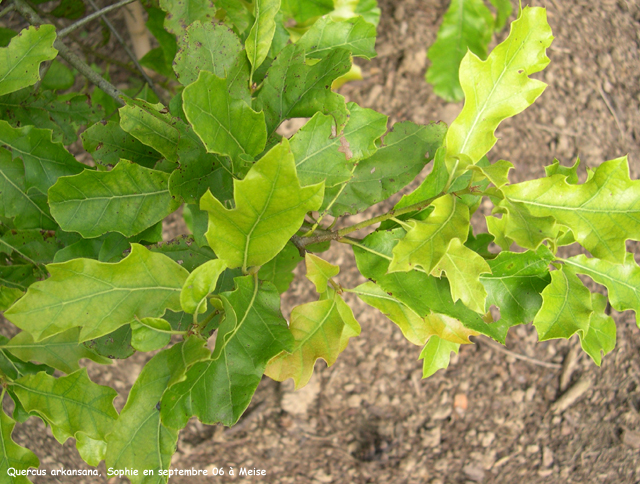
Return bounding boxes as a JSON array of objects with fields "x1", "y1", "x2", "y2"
[
  {"x1": 201, "y1": 139, "x2": 323, "y2": 270},
  {"x1": 5, "y1": 244, "x2": 188, "y2": 342},
  {"x1": 305, "y1": 253, "x2": 339, "y2": 294},
  {"x1": 180, "y1": 259, "x2": 227, "y2": 314}
]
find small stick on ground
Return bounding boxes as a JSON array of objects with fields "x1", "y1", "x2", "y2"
[
  {"x1": 479, "y1": 336, "x2": 562, "y2": 370},
  {"x1": 598, "y1": 83, "x2": 625, "y2": 141},
  {"x1": 551, "y1": 376, "x2": 592, "y2": 414}
]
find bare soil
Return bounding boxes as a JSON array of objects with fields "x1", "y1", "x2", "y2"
[{"x1": 3, "y1": 0, "x2": 640, "y2": 483}]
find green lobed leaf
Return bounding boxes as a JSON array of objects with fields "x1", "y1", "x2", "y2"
[
  {"x1": 353, "y1": 228, "x2": 507, "y2": 343},
  {"x1": 119, "y1": 99, "x2": 181, "y2": 163},
  {"x1": 0, "y1": 148, "x2": 56, "y2": 229},
  {"x1": 445, "y1": 6, "x2": 553, "y2": 173},
  {"x1": 425, "y1": 0, "x2": 494, "y2": 102},
  {"x1": 257, "y1": 241, "x2": 302, "y2": 293},
  {"x1": 5, "y1": 244, "x2": 188, "y2": 342},
  {"x1": 12, "y1": 369, "x2": 118, "y2": 443},
  {"x1": 246, "y1": 0, "x2": 281, "y2": 79},
  {"x1": 389, "y1": 194, "x2": 470, "y2": 273},
  {"x1": 180, "y1": 259, "x2": 227, "y2": 314},
  {"x1": 173, "y1": 21, "x2": 243, "y2": 86},
  {"x1": 580, "y1": 293, "x2": 616, "y2": 366},
  {"x1": 420, "y1": 335, "x2": 460, "y2": 379},
  {"x1": 254, "y1": 43, "x2": 351, "y2": 137},
  {"x1": 297, "y1": 15, "x2": 377, "y2": 60},
  {"x1": 501, "y1": 157, "x2": 640, "y2": 263},
  {"x1": 564, "y1": 253, "x2": 640, "y2": 323},
  {"x1": 0, "y1": 335, "x2": 54, "y2": 381},
  {"x1": 160, "y1": 0, "x2": 218, "y2": 36},
  {"x1": 281, "y1": 0, "x2": 333, "y2": 23},
  {"x1": 349, "y1": 281, "x2": 430, "y2": 346},
  {"x1": 480, "y1": 247, "x2": 553, "y2": 327},
  {"x1": 48, "y1": 161, "x2": 179, "y2": 239},
  {"x1": 105, "y1": 338, "x2": 209, "y2": 483},
  {"x1": 201, "y1": 139, "x2": 323, "y2": 270},
  {"x1": 130, "y1": 317, "x2": 172, "y2": 352},
  {"x1": 545, "y1": 158, "x2": 580, "y2": 184},
  {"x1": 3, "y1": 328, "x2": 112, "y2": 374},
  {"x1": 326, "y1": 120, "x2": 446, "y2": 216},
  {"x1": 148, "y1": 236, "x2": 216, "y2": 272},
  {"x1": 533, "y1": 265, "x2": 593, "y2": 341},
  {"x1": 215, "y1": 0, "x2": 253, "y2": 34},
  {"x1": 161, "y1": 275, "x2": 294, "y2": 428},
  {"x1": 0, "y1": 287, "x2": 23, "y2": 311},
  {"x1": 83, "y1": 325, "x2": 135, "y2": 360},
  {"x1": 183, "y1": 71, "x2": 267, "y2": 163},
  {"x1": 0, "y1": 406, "x2": 40, "y2": 483},
  {"x1": 75, "y1": 432, "x2": 106, "y2": 467},
  {"x1": 82, "y1": 121, "x2": 162, "y2": 169},
  {"x1": 0, "y1": 89, "x2": 98, "y2": 145},
  {"x1": 431, "y1": 238, "x2": 491, "y2": 314},
  {"x1": 0, "y1": 229, "x2": 60, "y2": 264},
  {"x1": 265, "y1": 289, "x2": 360, "y2": 389},
  {"x1": 0, "y1": 120, "x2": 84, "y2": 194},
  {"x1": 305, "y1": 253, "x2": 339, "y2": 294},
  {"x1": 0, "y1": 25, "x2": 58, "y2": 97}
]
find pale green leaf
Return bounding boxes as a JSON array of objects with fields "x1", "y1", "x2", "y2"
[
  {"x1": 119, "y1": 99, "x2": 181, "y2": 163},
  {"x1": 502, "y1": 157, "x2": 640, "y2": 263},
  {"x1": 130, "y1": 317, "x2": 172, "y2": 352},
  {"x1": 281, "y1": 0, "x2": 333, "y2": 22},
  {"x1": 544, "y1": 158, "x2": 580, "y2": 184},
  {"x1": 305, "y1": 253, "x2": 339, "y2": 294},
  {"x1": 431, "y1": 238, "x2": 491, "y2": 314},
  {"x1": 488, "y1": 200, "x2": 560, "y2": 251},
  {"x1": 83, "y1": 325, "x2": 134, "y2": 360},
  {"x1": 0, "y1": 287, "x2": 23, "y2": 311},
  {"x1": 445, "y1": 6, "x2": 553, "y2": 172},
  {"x1": 349, "y1": 281, "x2": 429, "y2": 346},
  {"x1": 254, "y1": 43, "x2": 351, "y2": 137},
  {"x1": 352, "y1": 228, "x2": 508, "y2": 342},
  {"x1": 106, "y1": 338, "x2": 209, "y2": 482},
  {"x1": 246, "y1": 0, "x2": 281, "y2": 79},
  {"x1": 425, "y1": 0, "x2": 494, "y2": 102},
  {"x1": 173, "y1": 20, "x2": 243, "y2": 86},
  {"x1": 533, "y1": 265, "x2": 592, "y2": 341},
  {"x1": 0, "y1": 148, "x2": 56, "y2": 229},
  {"x1": 0, "y1": 407, "x2": 39, "y2": 483},
  {"x1": 489, "y1": 0, "x2": 513, "y2": 30},
  {"x1": 161, "y1": 275, "x2": 294, "y2": 428},
  {"x1": 258, "y1": 241, "x2": 302, "y2": 293},
  {"x1": 181, "y1": 259, "x2": 227, "y2": 314},
  {"x1": 265, "y1": 290, "x2": 360, "y2": 389},
  {"x1": 389, "y1": 194, "x2": 470, "y2": 273},
  {"x1": 49, "y1": 161, "x2": 179, "y2": 239},
  {"x1": 469, "y1": 159, "x2": 513, "y2": 189},
  {"x1": 326, "y1": 121, "x2": 446, "y2": 216},
  {"x1": 579, "y1": 293, "x2": 616, "y2": 366},
  {"x1": 160, "y1": 0, "x2": 218, "y2": 36},
  {"x1": 289, "y1": 104, "x2": 387, "y2": 189},
  {"x1": 183, "y1": 71, "x2": 267, "y2": 163},
  {"x1": 564, "y1": 253, "x2": 640, "y2": 322},
  {"x1": 0, "y1": 25, "x2": 58, "y2": 96},
  {"x1": 4, "y1": 328, "x2": 112, "y2": 374},
  {"x1": 201, "y1": 139, "x2": 323, "y2": 270},
  {"x1": 82, "y1": 121, "x2": 161, "y2": 169},
  {"x1": 75, "y1": 432, "x2": 106, "y2": 467},
  {"x1": 420, "y1": 335, "x2": 459, "y2": 379},
  {"x1": 12, "y1": 369, "x2": 118, "y2": 442},
  {"x1": 0, "y1": 120, "x2": 84, "y2": 194},
  {"x1": 298, "y1": 15, "x2": 377, "y2": 60},
  {"x1": 480, "y1": 247, "x2": 553, "y2": 327},
  {"x1": 5, "y1": 244, "x2": 188, "y2": 342}
]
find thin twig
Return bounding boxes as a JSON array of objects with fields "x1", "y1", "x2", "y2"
[
  {"x1": 57, "y1": 0, "x2": 136, "y2": 37},
  {"x1": 479, "y1": 336, "x2": 562, "y2": 370},
  {"x1": 84, "y1": 0, "x2": 165, "y2": 104},
  {"x1": 534, "y1": 123, "x2": 580, "y2": 138},
  {"x1": 0, "y1": 4, "x2": 15, "y2": 18},
  {"x1": 597, "y1": 83, "x2": 625, "y2": 141},
  {"x1": 13, "y1": 0, "x2": 126, "y2": 106}
]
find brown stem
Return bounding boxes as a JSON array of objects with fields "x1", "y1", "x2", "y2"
[{"x1": 13, "y1": 0, "x2": 126, "y2": 106}]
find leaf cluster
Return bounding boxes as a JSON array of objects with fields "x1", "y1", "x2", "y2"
[{"x1": 0, "y1": 1, "x2": 635, "y2": 480}]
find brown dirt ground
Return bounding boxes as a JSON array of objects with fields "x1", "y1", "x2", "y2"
[{"x1": 3, "y1": 0, "x2": 640, "y2": 483}]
